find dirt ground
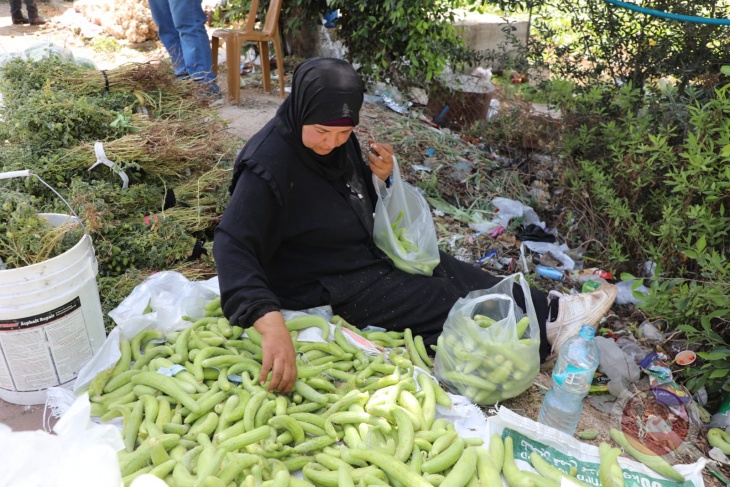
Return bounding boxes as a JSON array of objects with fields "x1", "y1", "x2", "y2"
[{"x1": 0, "y1": 1, "x2": 726, "y2": 485}]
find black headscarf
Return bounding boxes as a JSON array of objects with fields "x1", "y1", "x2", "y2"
[{"x1": 275, "y1": 57, "x2": 364, "y2": 181}]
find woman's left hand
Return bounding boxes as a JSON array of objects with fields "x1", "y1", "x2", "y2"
[{"x1": 368, "y1": 142, "x2": 395, "y2": 182}]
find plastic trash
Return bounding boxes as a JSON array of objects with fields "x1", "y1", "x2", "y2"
[
  {"x1": 469, "y1": 197, "x2": 545, "y2": 234},
  {"x1": 637, "y1": 320, "x2": 665, "y2": 342},
  {"x1": 615, "y1": 279, "x2": 650, "y2": 305},
  {"x1": 615, "y1": 336, "x2": 646, "y2": 363},
  {"x1": 487, "y1": 98, "x2": 500, "y2": 120},
  {"x1": 639, "y1": 351, "x2": 691, "y2": 405},
  {"x1": 523, "y1": 240, "x2": 576, "y2": 271},
  {"x1": 607, "y1": 377, "x2": 633, "y2": 397},
  {"x1": 536, "y1": 265, "x2": 565, "y2": 281},
  {"x1": 588, "y1": 395, "x2": 617, "y2": 414},
  {"x1": 581, "y1": 279, "x2": 605, "y2": 293},
  {"x1": 675, "y1": 350, "x2": 697, "y2": 366},
  {"x1": 495, "y1": 197, "x2": 544, "y2": 228},
  {"x1": 594, "y1": 336, "x2": 642, "y2": 383},
  {"x1": 382, "y1": 93, "x2": 412, "y2": 115},
  {"x1": 476, "y1": 249, "x2": 498, "y2": 266},
  {"x1": 322, "y1": 9, "x2": 339, "y2": 28},
  {"x1": 709, "y1": 414, "x2": 730, "y2": 429},
  {"x1": 709, "y1": 447, "x2": 730, "y2": 465}
]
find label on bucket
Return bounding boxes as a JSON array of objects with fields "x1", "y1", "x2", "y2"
[{"x1": 0, "y1": 297, "x2": 95, "y2": 392}]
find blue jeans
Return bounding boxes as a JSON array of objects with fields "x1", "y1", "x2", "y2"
[{"x1": 148, "y1": 0, "x2": 218, "y2": 91}]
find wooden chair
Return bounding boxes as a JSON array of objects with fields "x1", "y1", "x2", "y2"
[{"x1": 211, "y1": 0, "x2": 286, "y2": 104}]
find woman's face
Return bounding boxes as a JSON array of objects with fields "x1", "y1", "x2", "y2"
[{"x1": 301, "y1": 124, "x2": 353, "y2": 155}]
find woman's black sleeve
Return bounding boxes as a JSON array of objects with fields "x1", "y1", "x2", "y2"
[{"x1": 213, "y1": 166, "x2": 283, "y2": 327}]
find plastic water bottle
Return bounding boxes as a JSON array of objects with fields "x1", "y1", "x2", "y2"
[{"x1": 538, "y1": 324, "x2": 600, "y2": 435}]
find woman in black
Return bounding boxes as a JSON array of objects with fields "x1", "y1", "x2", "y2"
[{"x1": 214, "y1": 57, "x2": 617, "y2": 393}]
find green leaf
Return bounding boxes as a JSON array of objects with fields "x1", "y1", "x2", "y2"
[
  {"x1": 721, "y1": 66, "x2": 730, "y2": 76},
  {"x1": 696, "y1": 236, "x2": 706, "y2": 252},
  {"x1": 697, "y1": 350, "x2": 730, "y2": 361},
  {"x1": 620, "y1": 272, "x2": 636, "y2": 282},
  {"x1": 708, "y1": 309, "x2": 730, "y2": 319},
  {"x1": 701, "y1": 316, "x2": 712, "y2": 333},
  {"x1": 675, "y1": 324, "x2": 697, "y2": 334},
  {"x1": 709, "y1": 368, "x2": 729, "y2": 379}
]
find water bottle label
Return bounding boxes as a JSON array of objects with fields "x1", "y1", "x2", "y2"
[{"x1": 553, "y1": 364, "x2": 592, "y2": 387}]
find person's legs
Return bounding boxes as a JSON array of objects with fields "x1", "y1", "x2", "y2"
[
  {"x1": 167, "y1": 0, "x2": 217, "y2": 87},
  {"x1": 23, "y1": 0, "x2": 45, "y2": 23},
  {"x1": 332, "y1": 250, "x2": 552, "y2": 362},
  {"x1": 10, "y1": 0, "x2": 28, "y2": 23},
  {"x1": 147, "y1": 0, "x2": 187, "y2": 77}
]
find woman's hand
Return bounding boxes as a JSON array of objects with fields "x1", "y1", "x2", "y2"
[
  {"x1": 254, "y1": 311, "x2": 297, "y2": 393},
  {"x1": 368, "y1": 141, "x2": 395, "y2": 182}
]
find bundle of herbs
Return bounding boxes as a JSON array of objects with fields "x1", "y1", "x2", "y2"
[
  {"x1": 0, "y1": 58, "x2": 217, "y2": 157},
  {"x1": 0, "y1": 191, "x2": 84, "y2": 269},
  {"x1": 92, "y1": 216, "x2": 197, "y2": 277},
  {"x1": 164, "y1": 167, "x2": 232, "y2": 233},
  {"x1": 0, "y1": 88, "x2": 132, "y2": 155},
  {"x1": 61, "y1": 180, "x2": 198, "y2": 277},
  {"x1": 0, "y1": 58, "x2": 203, "y2": 106},
  {"x1": 43, "y1": 60, "x2": 215, "y2": 117},
  {"x1": 46, "y1": 117, "x2": 232, "y2": 182}
]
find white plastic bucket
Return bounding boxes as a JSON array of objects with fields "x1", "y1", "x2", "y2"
[{"x1": 0, "y1": 213, "x2": 106, "y2": 405}]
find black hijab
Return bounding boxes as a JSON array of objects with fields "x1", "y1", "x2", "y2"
[{"x1": 275, "y1": 57, "x2": 364, "y2": 181}]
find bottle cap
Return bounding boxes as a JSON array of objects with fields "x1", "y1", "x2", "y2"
[{"x1": 579, "y1": 324, "x2": 595, "y2": 339}]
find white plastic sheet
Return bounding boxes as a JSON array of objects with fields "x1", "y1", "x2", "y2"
[
  {"x1": 0, "y1": 393, "x2": 123, "y2": 487},
  {"x1": 74, "y1": 271, "x2": 218, "y2": 392}
]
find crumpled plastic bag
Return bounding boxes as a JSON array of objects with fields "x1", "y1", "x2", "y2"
[
  {"x1": 74, "y1": 271, "x2": 218, "y2": 392},
  {"x1": 0, "y1": 392, "x2": 123, "y2": 487},
  {"x1": 469, "y1": 197, "x2": 545, "y2": 234},
  {"x1": 522, "y1": 240, "x2": 576, "y2": 271}
]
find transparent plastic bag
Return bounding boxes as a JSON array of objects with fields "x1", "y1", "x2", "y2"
[
  {"x1": 373, "y1": 156, "x2": 440, "y2": 276},
  {"x1": 433, "y1": 273, "x2": 540, "y2": 405}
]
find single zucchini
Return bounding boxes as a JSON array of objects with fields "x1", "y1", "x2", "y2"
[{"x1": 609, "y1": 428, "x2": 685, "y2": 483}]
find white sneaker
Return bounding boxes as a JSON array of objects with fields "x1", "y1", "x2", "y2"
[{"x1": 546, "y1": 283, "x2": 618, "y2": 354}]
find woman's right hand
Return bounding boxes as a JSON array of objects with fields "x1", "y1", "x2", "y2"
[
  {"x1": 368, "y1": 141, "x2": 395, "y2": 182},
  {"x1": 254, "y1": 311, "x2": 297, "y2": 393}
]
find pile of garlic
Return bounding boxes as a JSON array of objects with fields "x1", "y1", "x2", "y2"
[{"x1": 74, "y1": 0, "x2": 158, "y2": 43}]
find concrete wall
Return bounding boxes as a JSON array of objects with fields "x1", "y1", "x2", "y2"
[{"x1": 453, "y1": 10, "x2": 528, "y2": 59}]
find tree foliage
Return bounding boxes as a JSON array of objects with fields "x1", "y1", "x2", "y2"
[
  {"x1": 217, "y1": 0, "x2": 480, "y2": 91},
  {"x1": 327, "y1": 0, "x2": 479, "y2": 89},
  {"x1": 482, "y1": 0, "x2": 730, "y2": 91}
]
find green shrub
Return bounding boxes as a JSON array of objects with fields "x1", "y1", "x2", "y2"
[{"x1": 558, "y1": 75, "x2": 729, "y2": 397}]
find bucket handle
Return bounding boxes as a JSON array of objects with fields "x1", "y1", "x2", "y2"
[{"x1": 0, "y1": 170, "x2": 88, "y2": 235}]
